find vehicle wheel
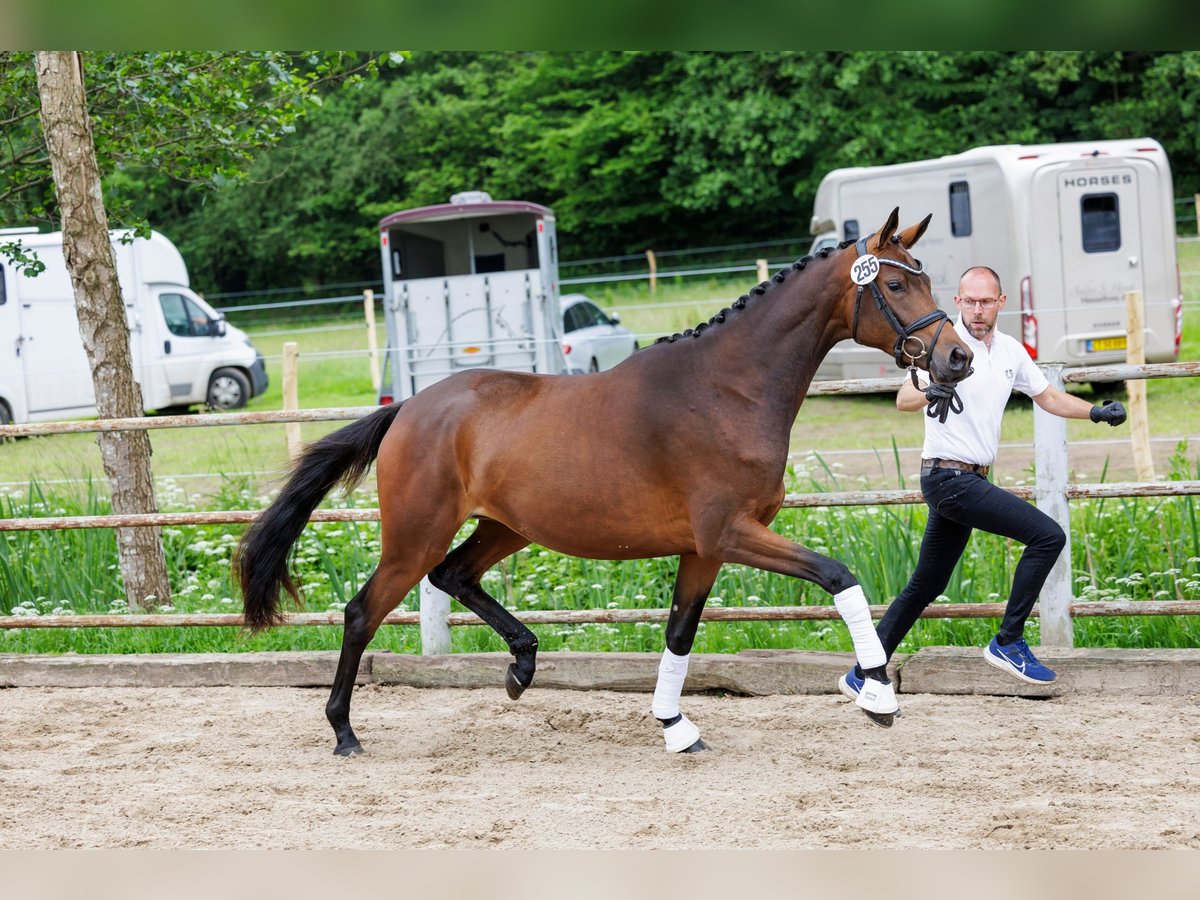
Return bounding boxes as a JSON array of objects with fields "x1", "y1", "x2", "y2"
[
  {"x1": 588, "y1": 358, "x2": 599, "y2": 373},
  {"x1": 206, "y1": 368, "x2": 251, "y2": 410},
  {"x1": 0, "y1": 401, "x2": 11, "y2": 443}
]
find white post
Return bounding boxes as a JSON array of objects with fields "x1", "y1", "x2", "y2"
[
  {"x1": 282, "y1": 341, "x2": 301, "y2": 461},
  {"x1": 645, "y1": 250, "x2": 657, "y2": 294},
  {"x1": 419, "y1": 577, "x2": 452, "y2": 655},
  {"x1": 1033, "y1": 364, "x2": 1074, "y2": 648},
  {"x1": 756, "y1": 258, "x2": 769, "y2": 284},
  {"x1": 364, "y1": 289, "x2": 381, "y2": 392}
]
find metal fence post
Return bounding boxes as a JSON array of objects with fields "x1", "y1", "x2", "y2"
[
  {"x1": 419, "y1": 576, "x2": 452, "y2": 655},
  {"x1": 1034, "y1": 364, "x2": 1074, "y2": 647}
]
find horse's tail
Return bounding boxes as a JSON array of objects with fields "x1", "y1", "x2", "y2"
[{"x1": 235, "y1": 403, "x2": 404, "y2": 631}]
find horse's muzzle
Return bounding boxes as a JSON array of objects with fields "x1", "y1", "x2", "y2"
[{"x1": 931, "y1": 345, "x2": 973, "y2": 385}]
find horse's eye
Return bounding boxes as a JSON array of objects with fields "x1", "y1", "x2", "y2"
[{"x1": 887, "y1": 280, "x2": 902, "y2": 292}]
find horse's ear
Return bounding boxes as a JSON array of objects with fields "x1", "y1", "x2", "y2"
[
  {"x1": 873, "y1": 207, "x2": 900, "y2": 251},
  {"x1": 896, "y1": 213, "x2": 933, "y2": 250}
]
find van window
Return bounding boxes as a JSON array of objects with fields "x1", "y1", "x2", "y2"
[
  {"x1": 1081, "y1": 193, "x2": 1121, "y2": 253},
  {"x1": 949, "y1": 181, "x2": 972, "y2": 237},
  {"x1": 842, "y1": 220, "x2": 859, "y2": 243},
  {"x1": 160, "y1": 293, "x2": 212, "y2": 337},
  {"x1": 0, "y1": 264, "x2": 6, "y2": 306}
]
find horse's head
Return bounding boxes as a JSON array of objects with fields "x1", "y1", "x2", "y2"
[{"x1": 840, "y1": 208, "x2": 973, "y2": 385}]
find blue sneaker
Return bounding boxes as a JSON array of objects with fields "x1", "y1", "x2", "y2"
[
  {"x1": 838, "y1": 667, "x2": 864, "y2": 701},
  {"x1": 984, "y1": 637, "x2": 1057, "y2": 684}
]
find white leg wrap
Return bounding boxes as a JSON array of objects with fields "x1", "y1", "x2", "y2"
[
  {"x1": 651, "y1": 649, "x2": 690, "y2": 720},
  {"x1": 833, "y1": 585, "x2": 887, "y2": 670},
  {"x1": 856, "y1": 677, "x2": 899, "y2": 715},
  {"x1": 661, "y1": 714, "x2": 702, "y2": 753}
]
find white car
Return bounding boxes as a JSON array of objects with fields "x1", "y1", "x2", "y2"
[{"x1": 560, "y1": 294, "x2": 638, "y2": 373}]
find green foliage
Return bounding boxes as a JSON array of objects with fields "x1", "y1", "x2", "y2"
[
  {"x1": 0, "y1": 50, "x2": 397, "y2": 240},
  {"x1": 118, "y1": 50, "x2": 1200, "y2": 297}
]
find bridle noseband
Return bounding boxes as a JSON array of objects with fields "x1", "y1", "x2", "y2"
[
  {"x1": 850, "y1": 234, "x2": 952, "y2": 370},
  {"x1": 849, "y1": 234, "x2": 966, "y2": 423}
]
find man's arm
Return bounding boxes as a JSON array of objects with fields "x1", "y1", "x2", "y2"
[
  {"x1": 896, "y1": 378, "x2": 929, "y2": 412},
  {"x1": 1033, "y1": 386, "x2": 1127, "y2": 425}
]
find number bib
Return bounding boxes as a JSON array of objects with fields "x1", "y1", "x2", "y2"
[{"x1": 851, "y1": 254, "x2": 880, "y2": 285}]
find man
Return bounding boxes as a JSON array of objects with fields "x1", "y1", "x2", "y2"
[{"x1": 839, "y1": 265, "x2": 1127, "y2": 700}]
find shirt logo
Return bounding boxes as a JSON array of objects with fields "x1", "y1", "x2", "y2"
[{"x1": 1005, "y1": 368, "x2": 1014, "y2": 381}]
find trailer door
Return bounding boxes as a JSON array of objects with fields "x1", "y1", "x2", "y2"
[{"x1": 1047, "y1": 165, "x2": 1145, "y2": 358}]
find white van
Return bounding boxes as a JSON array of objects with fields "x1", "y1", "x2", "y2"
[
  {"x1": 0, "y1": 228, "x2": 267, "y2": 425},
  {"x1": 377, "y1": 191, "x2": 567, "y2": 403},
  {"x1": 808, "y1": 138, "x2": 1183, "y2": 380}
]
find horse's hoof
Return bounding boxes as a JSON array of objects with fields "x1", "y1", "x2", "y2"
[
  {"x1": 334, "y1": 742, "x2": 364, "y2": 757},
  {"x1": 680, "y1": 738, "x2": 707, "y2": 753},
  {"x1": 862, "y1": 709, "x2": 895, "y2": 729},
  {"x1": 505, "y1": 664, "x2": 532, "y2": 700}
]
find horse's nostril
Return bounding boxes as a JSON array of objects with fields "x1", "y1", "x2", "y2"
[{"x1": 950, "y1": 347, "x2": 971, "y2": 371}]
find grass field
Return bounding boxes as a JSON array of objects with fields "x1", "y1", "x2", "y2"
[{"x1": 2, "y1": 242, "x2": 1199, "y2": 655}]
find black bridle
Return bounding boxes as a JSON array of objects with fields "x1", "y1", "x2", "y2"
[
  {"x1": 849, "y1": 235, "x2": 966, "y2": 423},
  {"x1": 850, "y1": 234, "x2": 953, "y2": 369}
]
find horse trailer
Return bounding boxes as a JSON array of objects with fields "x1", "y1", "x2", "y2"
[
  {"x1": 376, "y1": 192, "x2": 567, "y2": 403},
  {"x1": 0, "y1": 228, "x2": 267, "y2": 425},
  {"x1": 808, "y1": 138, "x2": 1183, "y2": 380}
]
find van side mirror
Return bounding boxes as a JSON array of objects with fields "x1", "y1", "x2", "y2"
[
  {"x1": 608, "y1": 312, "x2": 621, "y2": 324},
  {"x1": 208, "y1": 316, "x2": 227, "y2": 337}
]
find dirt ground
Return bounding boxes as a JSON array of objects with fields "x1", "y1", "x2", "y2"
[{"x1": 1, "y1": 684, "x2": 1198, "y2": 850}]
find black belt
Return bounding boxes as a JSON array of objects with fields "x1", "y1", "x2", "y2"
[{"x1": 920, "y1": 457, "x2": 990, "y2": 477}]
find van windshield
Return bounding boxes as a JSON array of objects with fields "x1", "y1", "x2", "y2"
[{"x1": 160, "y1": 293, "x2": 212, "y2": 337}]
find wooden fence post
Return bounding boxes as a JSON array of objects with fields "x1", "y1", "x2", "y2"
[
  {"x1": 1125, "y1": 290, "x2": 1155, "y2": 481},
  {"x1": 756, "y1": 258, "x2": 769, "y2": 284},
  {"x1": 1194, "y1": 192, "x2": 1200, "y2": 235},
  {"x1": 645, "y1": 250, "x2": 657, "y2": 294},
  {"x1": 420, "y1": 577, "x2": 452, "y2": 655},
  {"x1": 282, "y1": 341, "x2": 301, "y2": 460},
  {"x1": 364, "y1": 289, "x2": 381, "y2": 392},
  {"x1": 1034, "y1": 364, "x2": 1074, "y2": 648}
]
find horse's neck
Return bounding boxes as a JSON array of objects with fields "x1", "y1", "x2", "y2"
[{"x1": 703, "y1": 275, "x2": 847, "y2": 424}]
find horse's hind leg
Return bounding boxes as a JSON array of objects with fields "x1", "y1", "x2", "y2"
[
  {"x1": 327, "y1": 546, "x2": 449, "y2": 757},
  {"x1": 427, "y1": 519, "x2": 535, "y2": 700},
  {"x1": 654, "y1": 554, "x2": 722, "y2": 753}
]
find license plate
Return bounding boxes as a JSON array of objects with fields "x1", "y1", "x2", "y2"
[{"x1": 1086, "y1": 337, "x2": 1126, "y2": 352}]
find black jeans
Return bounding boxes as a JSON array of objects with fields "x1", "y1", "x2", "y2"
[{"x1": 874, "y1": 467, "x2": 1066, "y2": 661}]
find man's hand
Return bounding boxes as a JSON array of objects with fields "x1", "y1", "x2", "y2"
[
  {"x1": 924, "y1": 382, "x2": 963, "y2": 424},
  {"x1": 1089, "y1": 399, "x2": 1127, "y2": 427}
]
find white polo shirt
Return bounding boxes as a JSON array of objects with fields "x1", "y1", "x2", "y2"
[{"x1": 915, "y1": 318, "x2": 1049, "y2": 466}]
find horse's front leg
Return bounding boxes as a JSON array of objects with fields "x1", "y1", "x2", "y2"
[
  {"x1": 653, "y1": 554, "x2": 723, "y2": 753},
  {"x1": 708, "y1": 517, "x2": 900, "y2": 727}
]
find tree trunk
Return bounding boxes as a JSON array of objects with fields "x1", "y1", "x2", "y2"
[{"x1": 34, "y1": 51, "x2": 171, "y2": 609}]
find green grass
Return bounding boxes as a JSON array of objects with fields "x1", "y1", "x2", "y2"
[
  {"x1": 4, "y1": 445, "x2": 1199, "y2": 655},
  {"x1": 2, "y1": 247, "x2": 1199, "y2": 655}
]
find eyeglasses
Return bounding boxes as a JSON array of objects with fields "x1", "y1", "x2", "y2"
[{"x1": 957, "y1": 297, "x2": 1000, "y2": 310}]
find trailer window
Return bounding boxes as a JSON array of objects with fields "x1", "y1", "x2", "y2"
[
  {"x1": 842, "y1": 220, "x2": 859, "y2": 243},
  {"x1": 1081, "y1": 193, "x2": 1121, "y2": 253},
  {"x1": 949, "y1": 181, "x2": 972, "y2": 237},
  {"x1": 0, "y1": 264, "x2": 5, "y2": 306}
]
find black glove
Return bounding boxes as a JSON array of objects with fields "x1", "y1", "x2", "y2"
[
  {"x1": 1090, "y1": 399, "x2": 1127, "y2": 427},
  {"x1": 924, "y1": 382, "x2": 964, "y2": 425}
]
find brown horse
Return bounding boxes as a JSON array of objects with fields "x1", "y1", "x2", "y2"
[{"x1": 236, "y1": 209, "x2": 973, "y2": 755}]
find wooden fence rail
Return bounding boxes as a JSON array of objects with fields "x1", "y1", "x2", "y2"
[
  {"x1": 4, "y1": 600, "x2": 1200, "y2": 632},
  {"x1": 4, "y1": 482, "x2": 1200, "y2": 534}
]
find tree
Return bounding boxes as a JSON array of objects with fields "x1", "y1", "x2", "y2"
[
  {"x1": 7, "y1": 51, "x2": 394, "y2": 609},
  {"x1": 34, "y1": 51, "x2": 171, "y2": 607}
]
